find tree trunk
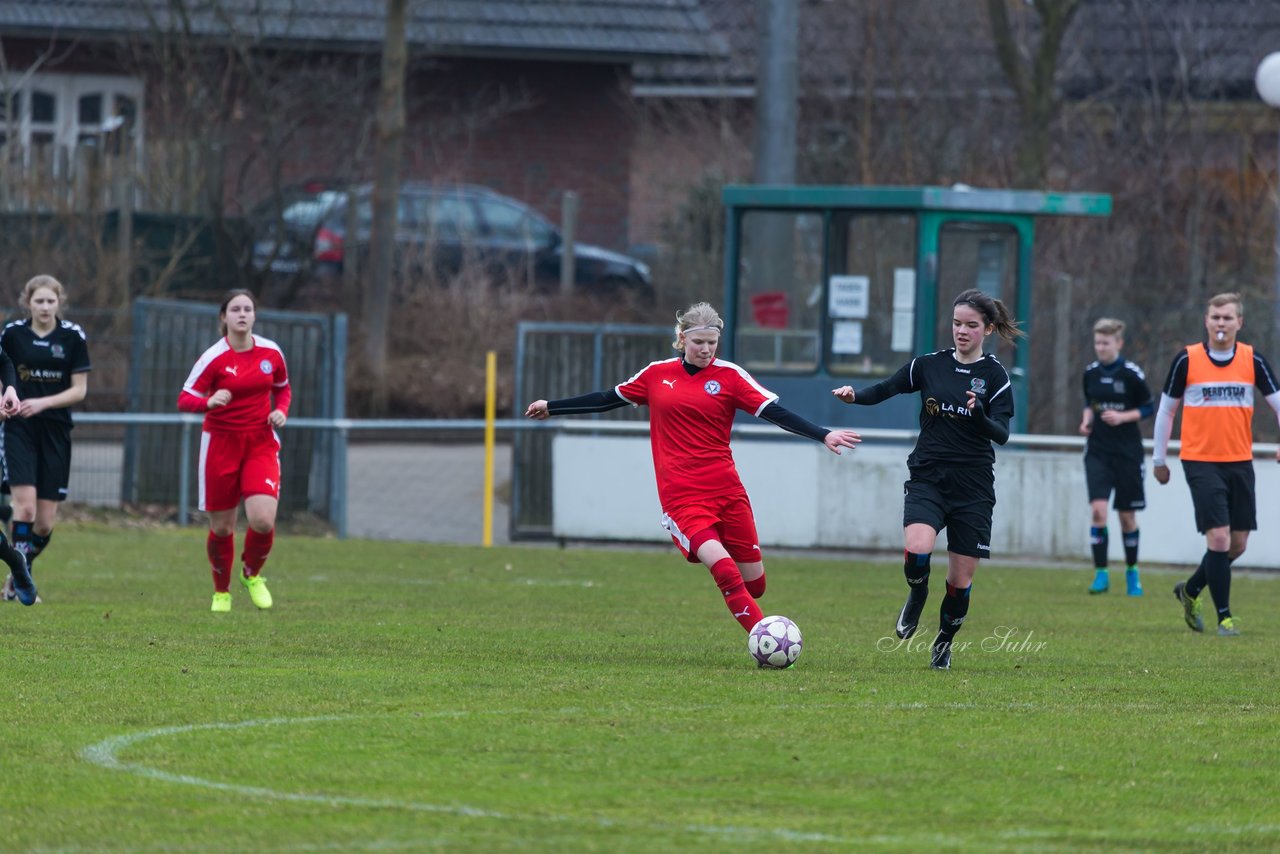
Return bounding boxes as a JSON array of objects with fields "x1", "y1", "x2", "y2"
[
  {"x1": 986, "y1": 0, "x2": 1081, "y2": 187},
  {"x1": 364, "y1": 0, "x2": 408, "y2": 411}
]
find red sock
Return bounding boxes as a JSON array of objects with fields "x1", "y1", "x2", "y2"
[
  {"x1": 709, "y1": 557, "x2": 763, "y2": 631},
  {"x1": 744, "y1": 571, "x2": 766, "y2": 599},
  {"x1": 207, "y1": 531, "x2": 234, "y2": 592},
  {"x1": 242, "y1": 528, "x2": 275, "y2": 577}
]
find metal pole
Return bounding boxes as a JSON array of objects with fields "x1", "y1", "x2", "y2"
[
  {"x1": 482, "y1": 350, "x2": 497, "y2": 547},
  {"x1": 335, "y1": 425, "x2": 349, "y2": 540},
  {"x1": 1273, "y1": 123, "x2": 1280, "y2": 355},
  {"x1": 560, "y1": 190, "x2": 578, "y2": 296},
  {"x1": 178, "y1": 420, "x2": 191, "y2": 526}
]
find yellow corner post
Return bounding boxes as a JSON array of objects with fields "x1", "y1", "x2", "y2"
[{"x1": 483, "y1": 350, "x2": 497, "y2": 547}]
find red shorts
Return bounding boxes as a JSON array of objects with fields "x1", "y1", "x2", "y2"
[
  {"x1": 660, "y1": 492, "x2": 762, "y2": 564},
  {"x1": 198, "y1": 428, "x2": 282, "y2": 512}
]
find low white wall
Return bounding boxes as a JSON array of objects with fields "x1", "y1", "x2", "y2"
[{"x1": 551, "y1": 427, "x2": 1280, "y2": 569}]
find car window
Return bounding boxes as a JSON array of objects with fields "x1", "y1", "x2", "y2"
[
  {"x1": 281, "y1": 191, "x2": 346, "y2": 228},
  {"x1": 347, "y1": 197, "x2": 374, "y2": 232},
  {"x1": 478, "y1": 198, "x2": 553, "y2": 244},
  {"x1": 428, "y1": 195, "x2": 478, "y2": 241},
  {"x1": 397, "y1": 194, "x2": 422, "y2": 229}
]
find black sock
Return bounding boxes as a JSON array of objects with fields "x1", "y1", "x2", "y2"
[
  {"x1": 1204, "y1": 549, "x2": 1231, "y2": 621},
  {"x1": 1090, "y1": 526, "x2": 1108, "y2": 570},
  {"x1": 11, "y1": 520, "x2": 32, "y2": 571},
  {"x1": 1185, "y1": 554, "x2": 1208, "y2": 599},
  {"x1": 936, "y1": 581, "x2": 971, "y2": 642},
  {"x1": 30, "y1": 530, "x2": 50, "y2": 569},
  {"x1": 904, "y1": 550, "x2": 931, "y2": 592},
  {"x1": 1122, "y1": 529, "x2": 1139, "y2": 568}
]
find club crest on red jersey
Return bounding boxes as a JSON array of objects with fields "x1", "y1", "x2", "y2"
[
  {"x1": 260, "y1": 359, "x2": 273, "y2": 374},
  {"x1": 704, "y1": 380, "x2": 721, "y2": 395}
]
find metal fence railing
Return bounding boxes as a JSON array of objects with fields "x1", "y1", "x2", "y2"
[{"x1": 69, "y1": 413, "x2": 554, "y2": 544}]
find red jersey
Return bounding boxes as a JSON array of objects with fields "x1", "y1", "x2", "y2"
[
  {"x1": 615, "y1": 358, "x2": 777, "y2": 507},
  {"x1": 177, "y1": 336, "x2": 291, "y2": 432}
]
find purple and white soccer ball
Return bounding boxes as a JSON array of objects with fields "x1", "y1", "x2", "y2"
[{"x1": 748, "y1": 615, "x2": 803, "y2": 669}]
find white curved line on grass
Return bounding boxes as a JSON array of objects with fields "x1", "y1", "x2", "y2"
[
  {"x1": 81, "y1": 716, "x2": 505, "y2": 819},
  {"x1": 79, "y1": 715, "x2": 857, "y2": 846}
]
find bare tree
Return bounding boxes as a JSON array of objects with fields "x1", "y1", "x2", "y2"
[
  {"x1": 987, "y1": 0, "x2": 1081, "y2": 186},
  {"x1": 363, "y1": 0, "x2": 408, "y2": 409}
]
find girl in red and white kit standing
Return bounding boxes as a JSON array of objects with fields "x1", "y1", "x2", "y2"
[{"x1": 177, "y1": 289, "x2": 290, "y2": 613}]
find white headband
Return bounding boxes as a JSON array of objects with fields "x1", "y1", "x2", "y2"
[{"x1": 683, "y1": 324, "x2": 721, "y2": 334}]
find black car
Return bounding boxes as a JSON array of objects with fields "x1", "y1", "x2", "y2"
[{"x1": 249, "y1": 182, "x2": 652, "y2": 294}]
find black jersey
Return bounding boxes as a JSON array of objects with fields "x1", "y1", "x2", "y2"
[
  {"x1": 855, "y1": 348, "x2": 1014, "y2": 469},
  {"x1": 1082, "y1": 357, "x2": 1153, "y2": 458},
  {"x1": 1, "y1": 318, "x2": 91, "y2": 427}
]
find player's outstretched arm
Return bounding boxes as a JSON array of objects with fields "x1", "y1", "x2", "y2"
[
  {"x1": 759, "y1": 402, "x2": 860, "y2": 454},
  {"x1": 832, "y1": 362, "x2": 913, "y2": 407},
  {"x1": 823, "y1": 429, "x2": 861, "y2": 455},
  {"x1": 527, "y1": 389, "x2": 630, "y2": 420}
]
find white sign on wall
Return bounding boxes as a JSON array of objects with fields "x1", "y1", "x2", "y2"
[
  {"x1": 893, "y1": 268, "x2": 916, "y2": 309},
  {"x1": 828, "y1": 275, "x2": 869, "y2": 319},
  {"x1": 832, "y1": 320, "x2": 863, "y2": 355},
  {"x1": 891, "y1": 268, "x2": 916, "y2": 352}
]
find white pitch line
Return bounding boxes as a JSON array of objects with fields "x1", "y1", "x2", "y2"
[{"x1": 79, "y1": 714, "x2": 860, "y2": 846}]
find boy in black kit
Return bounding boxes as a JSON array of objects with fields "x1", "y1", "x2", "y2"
[{"x1": 1078, "y1": 318, "x2": 1154, "y2": 596}]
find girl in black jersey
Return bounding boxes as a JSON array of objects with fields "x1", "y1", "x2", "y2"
[
  {"x1": 832, "y1": 288, "x2": 1022, "y2": 670},
  {"x1": 0, "y1": 344, "x2": 31, "y2": 604},
  {"x1": 0, "y1": 275, "x2": 90, "y2": 603}
]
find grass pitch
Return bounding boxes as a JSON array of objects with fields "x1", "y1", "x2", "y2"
[{"x1": 2, "y1": 524, "x2": 1278, "y2": 852}]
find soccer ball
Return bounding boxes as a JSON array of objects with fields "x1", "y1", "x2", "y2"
[{"x1": 748, "y1": 615, "x2": 803, "y2": 669}]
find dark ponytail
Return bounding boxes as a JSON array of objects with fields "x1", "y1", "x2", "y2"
[{"x1": 953, "y1": 288, "x2": 1024, "y2": 345}]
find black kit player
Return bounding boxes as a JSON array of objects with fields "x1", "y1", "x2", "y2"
[
  {"x1": 1078, "y1": 318, "x2": 1154, "y2": 596},
  {"x1": 833, "y1": 288, "x2": 1022, "y2": 670},
  {"x1": 0, "y1": 275, "x2": 90, "y2": 603},
  {"x1": 0, "y1": 340, "x2": 35, "y2": 605}
]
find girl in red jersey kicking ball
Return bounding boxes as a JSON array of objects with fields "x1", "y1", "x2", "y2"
[
  {"x1": 525, "y1": 302, "x2": 860, "y2": 635},
  {"x1": 177, "y1": 290, "x2": 290, "y2": 612}
]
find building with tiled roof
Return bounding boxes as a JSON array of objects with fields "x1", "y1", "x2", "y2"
[{"x1": 0, "y1": 0, "x2": 724, "y2": 250}]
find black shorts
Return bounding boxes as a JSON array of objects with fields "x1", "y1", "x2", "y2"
[
  {"x1": 1181, "y1": 459, "x2": 1256, "y2": 533},
  {"x1": 902, "y1": 465, "x2": 995, "y2": 559},
  {"x1": 1084, "y1": 452, "x2": 1146, "y2": 511},
  {"x1": 4, "y1": 417, "x2": 73, "y2": 502}
]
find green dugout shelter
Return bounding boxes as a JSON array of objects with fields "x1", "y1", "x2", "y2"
[{"x1": 720, "y1": 185, "x2": 1112, "y2": 433}]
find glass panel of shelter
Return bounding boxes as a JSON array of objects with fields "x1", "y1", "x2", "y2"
[
  {"x1": 826, "y1": 212, "x2": 916, "y2": 378},
  {"x1": 936, "y1": 222, "x2": 1020, "y2": 369},
  {"x1": 736, "y1": 210, "x2": 823, "y2": 373}
]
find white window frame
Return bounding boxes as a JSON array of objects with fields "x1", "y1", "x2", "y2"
[{"x1": 0, "y1": 72, "x2": 145, "y2": 158}]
